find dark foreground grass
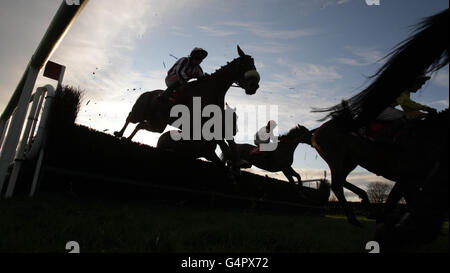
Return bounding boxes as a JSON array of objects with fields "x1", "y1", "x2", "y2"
[{"x1": 0, "y1": 193, "x2": 448, "y2": 253}]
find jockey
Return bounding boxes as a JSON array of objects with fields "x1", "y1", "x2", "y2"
[
  {"x1": 367, "y1": 75, "x2": 436, "y2": 142},
  {"x1": 253, "y1": 120, "x2": 277, "y2": 152},
  {"x1": 159, "y1": 47, "x2": 208, "y2": 101},
  {"x1": 377, "y1": 75, "x2": 436, "y2": 121}
]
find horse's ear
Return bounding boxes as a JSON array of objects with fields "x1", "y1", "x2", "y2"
[{"x1": 237, "y1": 45, "x2": 245, "y2": 57}]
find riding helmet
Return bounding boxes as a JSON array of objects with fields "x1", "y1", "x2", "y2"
[{"x1": 190, "y1": 47, "x2": 208, "y2": 60}]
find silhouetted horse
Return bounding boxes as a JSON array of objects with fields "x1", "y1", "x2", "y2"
[
  {"x1": 156, "y1": 105, "x2": 238, "y2": 168},
  {"x1": 227, "y1": 125, "x2": 312, "y2": 195},
  {"x1": 312, "y1": 9, "x2": 449, "y2": 250},
  {"x1": 114, "y1": 46, "x2": 260, "y2": 140},
  {"x1": 157, "y1": 130, "x2": 223, "y2": 164}
]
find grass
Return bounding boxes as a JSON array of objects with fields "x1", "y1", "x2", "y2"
[{"x1": 0, "y1": 193, "x2": 447, "y2": 253}]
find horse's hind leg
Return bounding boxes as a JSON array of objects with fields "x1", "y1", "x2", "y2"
[
  {"x1": 342, "y1": 180, "x2": 372, "y2": 214},
  {"x1": 282, "y1": 168, "x2": 306, "y2": 198},
  {"x1": 114, "y1": 116, "x2": 131, "y2": 138},
  {"x1": 127, "y1": 122, "x2": 144, "y2": 140}
]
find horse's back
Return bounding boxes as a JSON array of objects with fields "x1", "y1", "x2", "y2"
[{"x1": 129, "y1": 90, "x2": 163, "y2": 122}]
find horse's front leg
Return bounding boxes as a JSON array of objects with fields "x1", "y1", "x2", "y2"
[
  {"x1": 283, "y1": 168, "x2": 306, "y2": 199},
  {"x1": 282, "y1": 169, "x2": 298, "y2": 188},
  {"x1": 287, "y1": 166, "x2": 303, "y2": 189},
  {"x1": 206, "y1": 150, "x2": 236, "y2": 184},
  {"x1": 127, "y1": 122, "x2": 144, "y2": 140},
  {"x1": 224, "y1": 139, "x2": 243, "y2": 175}
]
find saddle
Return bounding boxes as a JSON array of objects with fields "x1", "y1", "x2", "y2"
[{"x1": 249, "y1": 146, "x2": 262, "y2": 155}]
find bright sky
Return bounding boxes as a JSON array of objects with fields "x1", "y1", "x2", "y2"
[{"x1": 0, "y1": 0, "x2": 448, "y2": 200}]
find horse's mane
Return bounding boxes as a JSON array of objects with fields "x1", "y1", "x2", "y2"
[
  {"x1": 182, "y1": 57, "x2": 242, "y2": 93},
  {"x1": 313, "y1": 9, "x2": 449, "y2": 129},
  {"x1": 211, "y1": 56, "x2": 245, "y2": 77},
  {"x1": 187, "y1": 56, "x2": 245, "y2": 88}
]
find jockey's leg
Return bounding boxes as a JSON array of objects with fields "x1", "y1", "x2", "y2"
[{"x1": 159, "y1": 78, "x2": 182, "y2": 100}]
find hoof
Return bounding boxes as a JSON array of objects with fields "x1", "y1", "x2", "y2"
[{"x1": 113, "y1": 131, "x2": 122, "y2": 137}]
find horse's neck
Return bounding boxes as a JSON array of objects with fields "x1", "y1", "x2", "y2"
[
  {"x1": 278, "y1": 139, "x2": 300, "y2": 155},
  {"x1": 300, "y1": 135, "x2": 312, "y2": 146},
  {"x1": 205, "y1": 60, "x2": 241, "y2": 101}
]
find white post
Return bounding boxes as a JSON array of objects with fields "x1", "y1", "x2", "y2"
[
  {"x1": 5, "y1": 88, "x2": 46, "y2": 198},
  {"x1": 0, "y1": 67, "x2": 39, "y2": 196},
  {"x1": 29, "y1": 149, "x2": 45, "y2": 197},
  {"x1": 5, "y1": 85, "x2": 55, "y2": 198},
  {"x1": 28, "y1": 92, "x2": 45, "y2": 145},
  {"x1": 0, "y1": 118, "x2": 10, "y2": 151}
]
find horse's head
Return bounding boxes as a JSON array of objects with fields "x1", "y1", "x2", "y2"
[
  {"x1": 280, "y1": 124, "x2": 312, "y2": 144},
  {"x1": 234, "y1": 45, "x2": 260, "y2": 95},
  {"x1": 295, "y1": 124, "x2": 313, "y2": 143}
]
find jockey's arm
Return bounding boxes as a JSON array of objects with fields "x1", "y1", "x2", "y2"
[
  {"x1": 174, "y1": 58, "x2": 190, "y2": 84},
  {"x1": 195, "y1": 67, "x2": 205, "y2": 79}
]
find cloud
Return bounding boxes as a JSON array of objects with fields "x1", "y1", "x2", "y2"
[
  {"x1": 223, "y1": 21, "x2": 317, "y2": 40},
  {"x1": 222, "y1": 57, "x2": 345, "y2": 142},
  {"x1": 240, "y1": 41, "x2": 294, "y2": 54},
  {"x1": 432, "y1": 67, "x2": 449, "y2": 88},
  {"x1": 197, "y1": 26, "x2": 236, "y2": 37},
  {"x1": 321, "y1": 0, "x2": 351, "y2": 9},
  {"x1": 429, "y1": 99, "x2": 449, "y2": 108},
  {"x1": 335, "y1": 57, "x2": 366, "y2": 66},
  {"x1": 170, "y1": 26, "x2": 192, "y2": 37},
  {"x1": 275, "y1": 59, "x2": 343, "y2": 83},
  {"x1": 30, "y1": 0, "x2": 201, "y2": 145},
  {"x1": 337, "y1": 46, "x2": 384, "y2": 66}
]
